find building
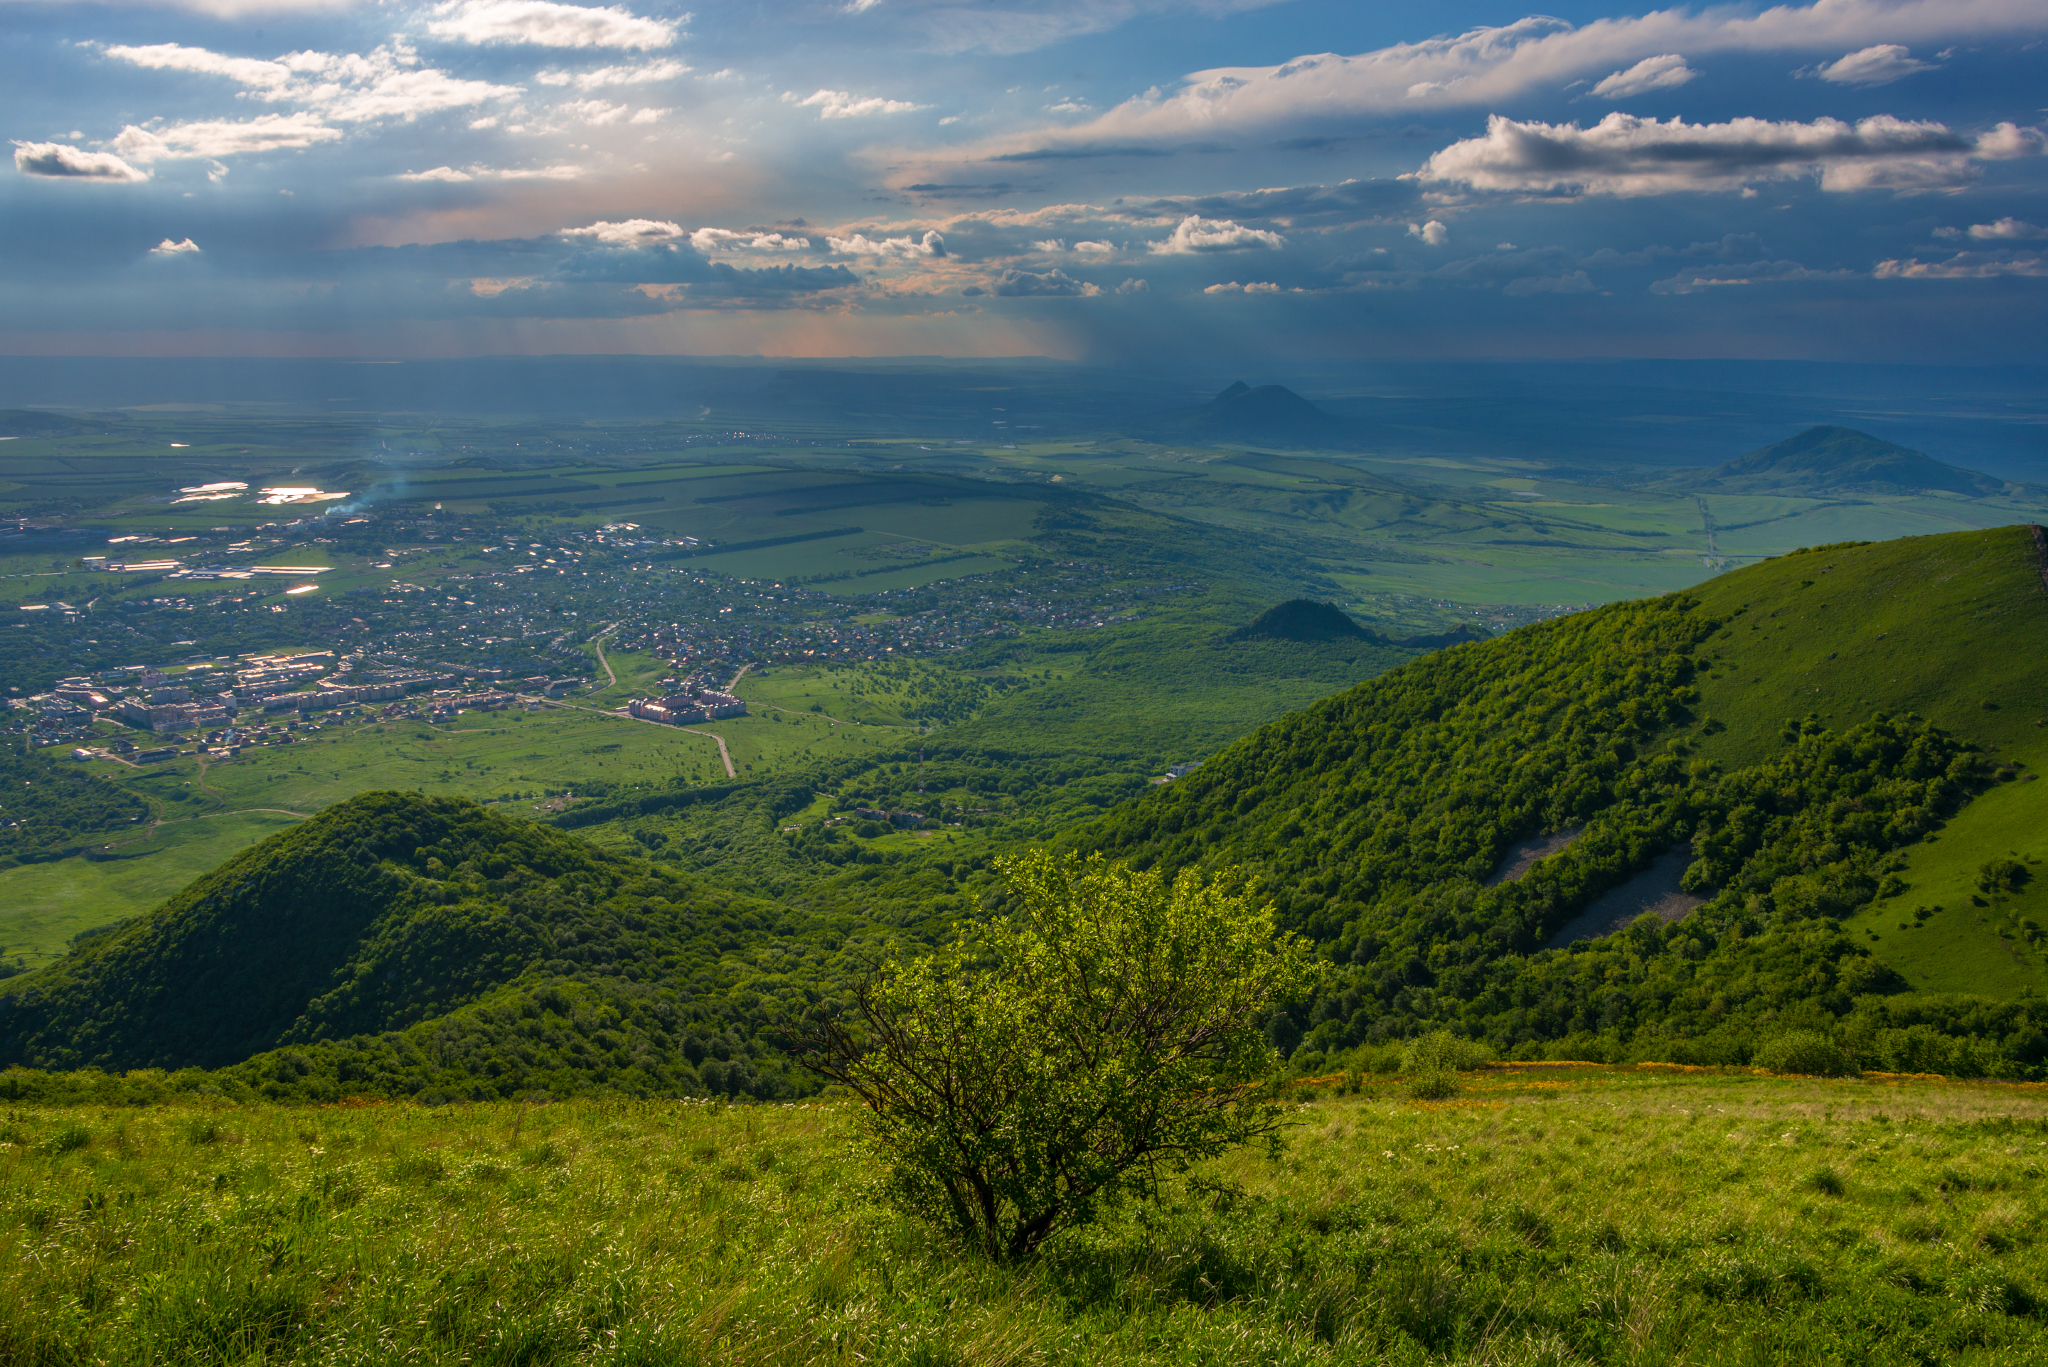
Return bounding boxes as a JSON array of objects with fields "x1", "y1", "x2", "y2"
[{"x1": 628, "y1": 687, "x2": 746, "y2": 725}]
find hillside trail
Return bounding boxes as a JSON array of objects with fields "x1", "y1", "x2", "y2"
[
  {"x1": 677, "y1": 727, "x2": 736, "y2": 777},
  {"x1": 548, "y1": 695, "x2": 737, "y2": 777}
]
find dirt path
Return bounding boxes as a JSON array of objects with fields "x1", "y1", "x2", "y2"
[
  {"x1": 590, "y1": 623, "x2": 620, "y2": 688},
  {"x1": 678, "y1": 727, "x2": 736, "y2": 777}
]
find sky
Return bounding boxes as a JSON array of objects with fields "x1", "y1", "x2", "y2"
[{"x1": 3, "y1": 0, "x2": 2046, "y2": 364}]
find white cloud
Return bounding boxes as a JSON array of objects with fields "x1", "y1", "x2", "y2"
[
  {"x1": 1811, "y1": 44, "x2": 1937, "y2": 85},
  {"x1": 562, "y1": 217, "x2": 682, "y2": 242},
  {"x1": 1874, "y1": 250, "x2": 2048, "y2": 278},
  {"x1": 483, "y1": 163, "x2": 585, "y2": 178},
  {"x1": 559, "y1": 98, "x2": 628, "y2": 124},
  {"x1": 1418, "y1": 112, "x2": 1990, "y2": 197},
  {"x1": 1204, "y1": 280, "x2": 1284, "y2": 293},
  {"x1": 534, "y1": 58, "x2": 688, "y2": 89},
  {"x1": 1408, "y1": 219, "x2": 1449, "y2": 246},
  {"x1": 114, "y1": 113, "x2": 343, "y2": 162},
  {"x1": 1649, "y1": 260, "x2": 1858, "y2": 292},
  {"x1": 944, "y1": 1, "x2": 2048, "y2": 156},
  {"x1": 690, "y1": 228, "x2": 812, "y2": 251},
  {"x1": 103, "y1": 42, "x2": 295, "y2": 93},
  {"x1": 791, "y1": 89, "x2": 924, "y2": 119},
  {"x1": 12, "y1": 141, "x2": 150, "y2": 181},
  {"x1": 1976, "y1": 122, "x2": 2048, "y2": 160},
  {"x1": 1115, "y1": 277, "x2": 1148, "y2": 293},
  {"x1": 827, "y1": 230, "x2": 946, "y2": 257},
  {"x1": 100, "y1": 41, "x2": 522, "y2": 125},
  {"x1": 1969, "y1": 217, "x2": 2047, "y2": 240},
  {"x1": 149, "y1": 237, "x2": 202, "y2": 255},
  {"x1": 1148, "y1": 215, "x2": 1285, "y2": 254},
  {"x1": 1073, "y1": 240, "x2": 1115, "y2": 254},
  {"x1": 629, "y1": 107, "x2": 666, "y2": 123},
  {"x1": 427, "y1": 1, "x2": 679, "y2": 50},
  {"x1": 993, "y1": 268, "x2": 1100, "y2": 296},
  {"x1": 1589, "y1": 53, "x2": 1696, "y2": 100},
  {"x1": 399, "y1": 165, "x2": 475, "y2": 181}
]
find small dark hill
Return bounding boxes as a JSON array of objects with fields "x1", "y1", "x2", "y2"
[
  {"x1": 1224, "y1": 600, "x2": 1493, "y2": 651},
  {"x1": 1226, "y1": 599, "x2": 1377, "y2": 643},
  {"x1": 0, "y1": 791, "x2": 779, "y2": 1080},
  {"x1": 1687, "y1": 426, "x2": 2011, "y2": 495},
  {"x1": 1140, "y1": 382, "x2": 1354, "y2": 446}
]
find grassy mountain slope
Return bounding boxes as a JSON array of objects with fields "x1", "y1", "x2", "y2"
[{"x1": 1682, "y1": 528, "x2": 2048, "y2": 996}]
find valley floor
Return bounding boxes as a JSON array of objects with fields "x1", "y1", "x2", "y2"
[{"x1": 5, "y1": 1067, "x2": 2046, "y2": 1365}]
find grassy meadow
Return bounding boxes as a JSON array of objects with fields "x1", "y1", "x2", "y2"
[{"x1": 4, "y1": 1068, "x2": 2047, "y2": 1365}]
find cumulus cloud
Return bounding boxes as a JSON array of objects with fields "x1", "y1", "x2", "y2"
[
  {"x1": 559, "y1": 98, "x2": 629, "y2": 124},
  {"x1": 1649, "y1": 260, "x2": 1858, "y2": 292},
  {"x1": 101, "y1": 41, "x2": 522, "y2": 125},
  {"x1": 534, "y1": 58, "x2": 688, "y2": 89},
  {"x1": 1073, "y1": 240, "x2": 1116, "y2": 254},
  {"x1": 562, "y1": 218, "x2": 683, "y2": 242},
  {"x1": 827, "y1": 230, "x2": 946, "y2": 257},
  {"x1": 1874, "y1": 251, "x2": 2048, "y2": 278},
  {"x1": 1589, "y1": 53, "x2": 1696, "y2": 100},
  {"x1": 149, "y1": 237, "x2": 202, "y2": 255},
  {"x1": 690, "y1": 228, "x2": 813, "y2": 252},
  {"x1": 1115, "y1": 277, "x2": 1149, "y2": 293},
  {"x1": 1408, "y1": 219, "x2": 1449, "y2": 246},
  {"x1": 1976, "y1": 122, "x2": 2048, "y2": 160},
  {"x1": 1968, "y1": 217, "x2": 2048, "y2": 240},
  {"x1": 114, "y1": 113, "x2": 344, "y2": 163},
  {"x1": 427, "y1": 0, "x2": 679, "y2": 50},
  {"x1": 993, "y1": 268, "x2": 1101, "y2": 296},
  {"x1": 1148, "y1": 215, "x2": 1285, "y2": 254},
  {"x1": 1811, "y1": 44, "x2": 1938, "y2": 85},
  {"x1": 791, "y1": 89, "x2": 924, "y2": 119},
  {"x1": 400, "y1": 166, "x2": 475, "y2": 181},
  {"x1": 1204, "y1": 280, "x2": 1283, "y2": 293},
  {"x1": 12, "y1": 141, "x2": 150, "y2": 181},
  {"x1": 1418, "y1": 112, "x2": 2001, "y2": 196}
]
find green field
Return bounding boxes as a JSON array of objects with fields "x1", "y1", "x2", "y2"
[{"x1": 4, "y1": 1068, "x2": 2047, "y2": 1365}]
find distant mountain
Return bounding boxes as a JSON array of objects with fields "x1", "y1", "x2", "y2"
[
  {"x1": 1138, "y1": 382, "x2": 1355, "y2": 446},
  {"x1": 0, "y1": 409, "x2": 97, "y2": 438},
  {"x1": 1684, "y1": 426, "x2": 2015, "y2": 496},
  {"x1": 1226, "y1": 599, "x2": 1376, "y2": 643},
  {"x1": 1225, "y1": 599, "x2": 1491, "y2": 650}
]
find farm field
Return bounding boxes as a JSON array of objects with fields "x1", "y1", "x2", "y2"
[{"x1": 3, "y1": 1067, "x2": 2046, "y2": 1365}]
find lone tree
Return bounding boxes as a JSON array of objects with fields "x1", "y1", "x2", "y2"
[{"x1": 796, "y1": 850, "x2": 1322, "y2": 1260}]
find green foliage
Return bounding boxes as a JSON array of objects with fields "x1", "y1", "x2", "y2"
[
  {"x1": 1979, "y1": 859, "x2": 2030, "y2": 895},
  {"x1": 798, "y1": 851, "x2": 1321, "y2": 1260},
  {"x1": 1753, "y1": 1031, "x2": 1857, "y2": 1077}
]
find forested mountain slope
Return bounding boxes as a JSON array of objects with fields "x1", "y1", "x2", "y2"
[
  {"x1": 1081, "y1": 527, "x2": 2047, "y2": 1071},
  {"x1": 0, "y1": 792, "x2": 849, "y2": 1097}
]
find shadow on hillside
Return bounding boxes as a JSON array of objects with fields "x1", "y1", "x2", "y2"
[{"x1": 1546, "y1": 847, "x2": 1705, "y2": 947}]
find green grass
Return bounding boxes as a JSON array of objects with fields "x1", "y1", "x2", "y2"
[
  {"x1": 0, "y1": 810, "x2": 304, "y2": 967},
  {"x1": 3, "y1": 1069, "x2": 2047, "y2": 1365}
]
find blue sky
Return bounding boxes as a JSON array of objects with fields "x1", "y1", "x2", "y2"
[{"x1": 4, "y1": 0, "x2": 2046, "y2": 362}]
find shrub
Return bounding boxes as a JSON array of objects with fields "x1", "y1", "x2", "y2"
[
  {"x1": 796, "y1": 849, "x2": 1322, "y2": 1261},
  {"x1": 1978, "y1": 860, "x2": 2029, "y2": 895},
  {"x1": 1753, "y1": 1031, "x2": 1855, "y2": 1077},
  {"x1": 1401, "y1": 1031, "x2": 1488, "y2": 1099}
]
